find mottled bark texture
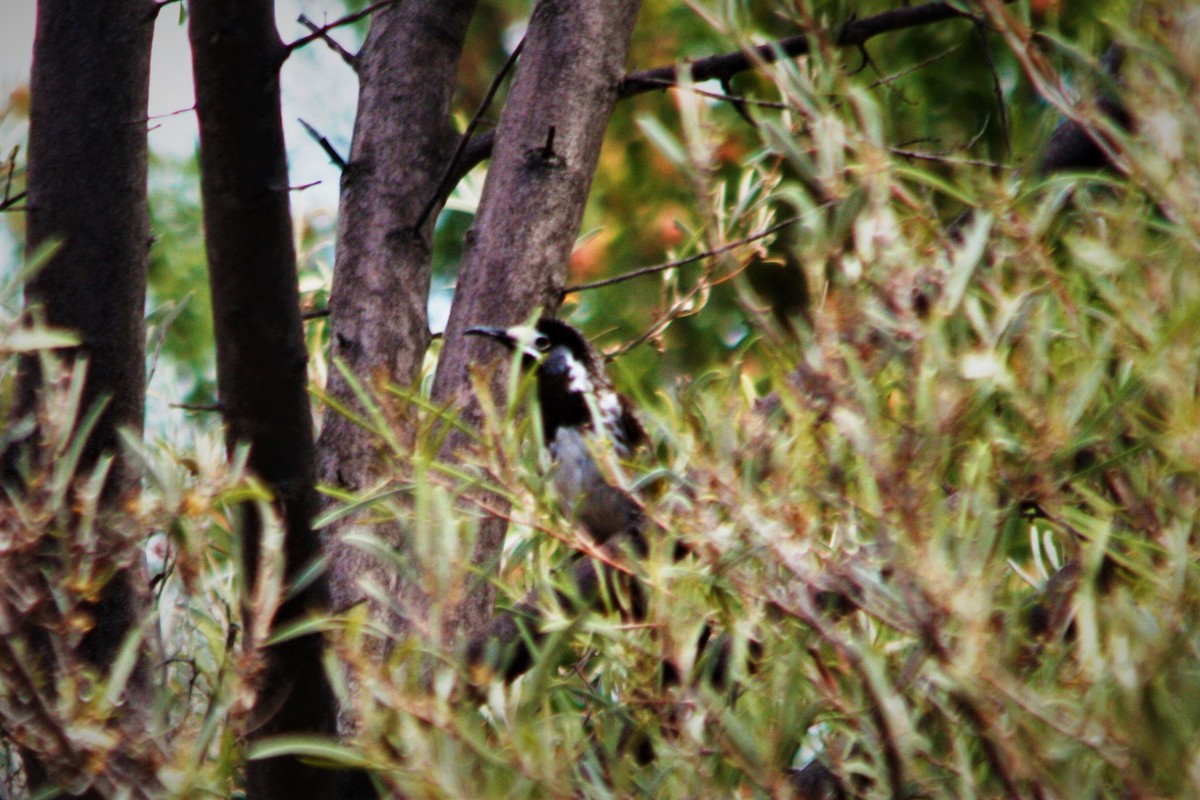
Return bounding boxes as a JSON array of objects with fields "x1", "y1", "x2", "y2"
[
  {"x1": 431, "y1": 0, "x2": 644, "y2": 641},
  {"x1": 12, "y1": 1, "x2": 156, "y2": 796},
  {"x1": 318, "y1": 1, "x2": 478, "y2": 636},
  {"x1": 188, "y1": 2, "x2": 338, "y2": 797}
]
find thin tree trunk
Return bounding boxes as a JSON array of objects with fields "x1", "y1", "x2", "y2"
[
  {"x1": 431, "y1": 0, "x2": 644, "y2": 641},
  {"x1": 11, "y1": 1, "x2": 156, "y2": 795},
  {"x1": 22, "y1": 1, "x2": 154, "y2": 481},
  {"x1": 188, "y1": 3, "x2": 338, "y2": 797},
  {"x1": 318, "y1": 0, "x2": 477, "y2": 633}
]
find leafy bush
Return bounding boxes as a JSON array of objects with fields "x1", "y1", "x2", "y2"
[{"x1": 4, "y1": 1, "x2": 1200, "y2": 798}]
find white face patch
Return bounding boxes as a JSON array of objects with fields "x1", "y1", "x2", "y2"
[{"x1": 503, "y1": 325, "x2": 548, "y2": 360}]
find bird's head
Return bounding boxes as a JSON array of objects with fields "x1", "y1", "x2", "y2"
[
  {"x1": 466, "y1": 317, "x2": 606, "y2": 392},
  {"x1": 466, "y1": 317, "x2": 644, "y2": 454}
]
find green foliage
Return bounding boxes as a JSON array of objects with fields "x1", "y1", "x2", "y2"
[
  {"x1": 302, "y1": 2, "x2": 1200, "y2": 796},
  {"x1": 6, "y1": 0, "x2": 1200, "y2": 797},
  {"x1": 0, "y1": 346, "x2": 265, "y2": 797}
]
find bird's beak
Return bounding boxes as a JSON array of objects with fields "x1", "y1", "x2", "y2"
[{"x1": 465, "y1": 326, "x2": 516, "y2": 349}]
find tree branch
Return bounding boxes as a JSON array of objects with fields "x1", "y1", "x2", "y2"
[
  {"x1": 973, "y1": 20, "x2": 1010, "y2": 161},
  {"x1": 0, "y1": 191, "x2": 26, "y2": 212},
  {"x1": 298, "y1": 118, "x2": 347, "y2": 170},
  {"x1": 562, "y1": 212, "x2": 807, "y2": 295},
  {"x1": 631, "y1": 76, "x2": 790, "y2": 108},
  {"x1": 618, "y1": 0, "x2": 982, "y2": 96},
  {"x1": 443, "y1": 0, "x2": 993, "y2": 195},
  {"x1": 413, "y1": 36, "x2": 525, "y2": 234},
  {"x1": 297, "y1": 13, "x2": 358, "y2": 71},
  {"x1": 2, "y1": 145, "x2": 18, "y2": 201},
  {"x1": 283, "y1": 0, "x2": 395, "y2": 58}
]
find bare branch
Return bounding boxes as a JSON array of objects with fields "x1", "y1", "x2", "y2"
[
  {"x1": 446, "y1": 1, "x2": 1001, "y2": 196},
  {"x1": 170, "y1": 402, "x2": 225, "y2": 414},
  {"x1": 866, "y1": 42, "x2": 963, "y2": 89},
  {"x1": 298, "y1": 118, "x2": 347, "y2": 170},
  {"x1": 563, "y1": 212, "x2": 807, "y2": 295},
  {"x1": 973, "y1": 20, "x2": 1010, "y2": 161},
  {"x1": 0, "y1": 191, "x2": 26, "y2": 212},
  {"x1": 619, "y1": 0, "x2": 987, "y2": 97},
  {"x1": 2, "y1": 145, "x2": 18, "y2": 202},
  {"x1": 889, "y1": 147, "x2": 1010, "y2": 170},
  {"x1": 298, "y1": 13, "x2": 358, "y2": 71},
  {"x1": 146, "y1": 104, "x2": 196, "y2": 121},
  {"x1": 412, "y1": 37, "x2": 525, "y2": 234},
  {"x1": 283, "y1": 0, "x2": 396, "y2": 58},
  {"x1": 634, "y1": 75, "x2": 790, "y2": 109}
]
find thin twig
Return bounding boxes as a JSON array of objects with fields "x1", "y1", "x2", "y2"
[
  {"x1": 0, "y1": 599, "x2": 79, "y2": 763},
  {"x1": 974, "y1": 20, "x2": 1010, "y2": 161},
  {"x1": 890, "y1": 118, "x2": 1000, "y2": 169},
  {"x1": 147, "y1": 104, "x2": 196, "y2": 121},
  {"x1": 302, "y1": 308, "x2": 330, "y2": 321},
  {"x1": 412, "y1": 37, "x2": 526, "y2": 236},
  {"x1": 3, "y1": 145, "x2": 18, "y2": 203},
  {"x1": 0, "y1": 191, "x2": 27, "y2": 212},
  {"x1": 632, "y1": 75, "x2": 790, "y2": 109},
  {"x1": 867, "y1": 42, "x2": 964, "y2": 89},
  {"x1": 283, "y1": 0, "x2": 395, "y2": 57},
  {"x1": 721, "y1": 76, "x2": 758, "y2": 127},
  {"x1": 563, "y1": 212, "x2": 806, "y2": 295},
  {"x1": 889, "y1": 147, "x2": 1008, "y2": 170},
  {"x1": 299, "y1": 118, "x2": 347, "y2": 170},
  {"x1": 604, "y1": 289, "x2": 701, "y2": 363},
  {"x1": 171, "y1": 402, "x2": 225, "y2": 414},
  {"x1": 298, "y1": 13, "x2": 358, "y2": 71}
]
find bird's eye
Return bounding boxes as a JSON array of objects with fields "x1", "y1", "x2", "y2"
[{"x1": 533, "y1": 335, "x2": 552, "y2": 352}]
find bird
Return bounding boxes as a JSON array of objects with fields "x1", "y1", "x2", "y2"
[
  {"x1": 464, "y1": 320, "x2": 757, "y2": 736},
  {"x1": 466, "y1": 317, "x2": 646, "y2": 546}
]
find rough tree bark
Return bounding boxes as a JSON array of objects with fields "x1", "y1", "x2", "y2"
[
  {"x1": 20, "y1": 0, "x2": 154, "y2": 525},
  {"x1": 318, "y1": 1, "x2": 477, "y2": 632},
  {"x1": 188, "y1": 2, "x2": 338, "y2": 797},
  {"x1": 431, "y1": 0, "x2": 644, "y2": 641},
  {"x1": 10, "y1": 1, "x2": 156, "y2": 795}
]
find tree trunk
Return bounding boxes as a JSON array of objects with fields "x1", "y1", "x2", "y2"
[
  {"x1": 22, "y1": 1, "x2": 154, "y2": 484},
  {"x1": 13, "y1": 1, "x2": 156, "y2": 795},
  {"x1": 318, "y1": 0, "x2": 477, "y2": 632},
  {"x1": 431, "y1": 0, "x2": 644, "y2": 641},
  {"x1": 188, "y1": 2, "x2": 338, "y2": 797}
]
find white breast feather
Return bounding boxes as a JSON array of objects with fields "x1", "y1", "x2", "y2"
[
  {"x1": 597, "y1": 391, "x2": 629, "y2": 456},
  {"x1": 566, "y1": 355, "x2": 594, "y2": 394}
]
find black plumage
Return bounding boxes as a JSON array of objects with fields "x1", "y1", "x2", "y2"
[{"x1": 466, "y1": 317, "x2": 645, "y2": 543}]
